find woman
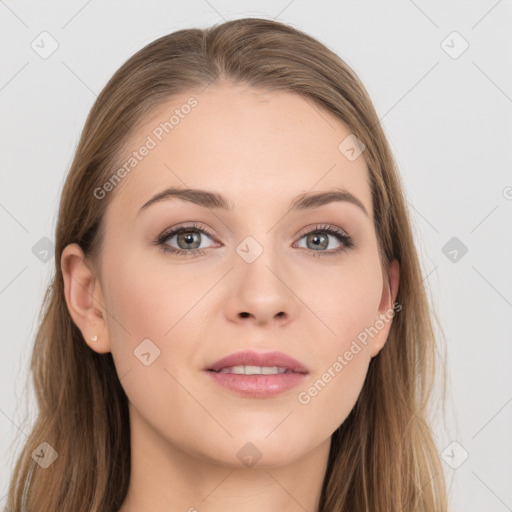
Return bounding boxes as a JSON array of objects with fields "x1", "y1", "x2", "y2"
[{"x1": 5, "y1": 17, "x2": 448, "y2": 511}]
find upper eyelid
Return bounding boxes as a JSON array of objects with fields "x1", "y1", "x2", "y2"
[
  {"x1": 159, "y1": 223, "x2": 217, "y2": 241},
  {"x1": 295, "y1": 224, "x2": 350, "y2": 238}
]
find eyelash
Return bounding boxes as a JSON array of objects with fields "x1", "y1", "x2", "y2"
[{"x1": 154, "y1": 222, "x2": 355, "y2": 258}]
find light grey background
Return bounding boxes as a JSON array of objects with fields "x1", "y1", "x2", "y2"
[{"x1": 1, "y1": 1, "x2": 511, "y2": 510}]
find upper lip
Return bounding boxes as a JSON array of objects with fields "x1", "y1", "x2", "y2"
[{"x1": 206, "y1": 350, "x2": 309, "y2": 374}]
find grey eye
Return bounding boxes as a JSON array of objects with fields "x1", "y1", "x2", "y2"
[{"x1": 296, "y1": 231, "x2": 342, "y2": 251}]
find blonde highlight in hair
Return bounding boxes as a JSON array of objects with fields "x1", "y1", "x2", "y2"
[{"x1": 5, "y1": 18, "x2": 448, "y2": 511}]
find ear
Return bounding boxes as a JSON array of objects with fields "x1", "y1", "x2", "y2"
[
  {"x1": 369, "y1": 259, "x2": 400, "y2": 358},
  {"x1": 61, "y1": 243, "x2": 111, "y2": 354}
]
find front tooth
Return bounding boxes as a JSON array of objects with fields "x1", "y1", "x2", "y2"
[
  {"x1": 244, "y1": 365, "x2": 262, "y2": 374},
  {"x1": 218, "y1": 365, "x2": 288, "y2": 375}
]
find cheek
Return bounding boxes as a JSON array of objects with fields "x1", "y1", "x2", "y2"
[
  {"x1": 103, "y1": 245, "x2": 202, "y2": 343},
  {"x1": 292, "y1": 252, "x2": 382, "y2": 425},
  {"x1": 100, "y1": 251, "x2": 203, "y2": 433},
  {"x1": 302, "y1": 248, "x2": 384, "y2": 347},
  {"x1": 295, "y1": 343, "x2": 370, "y2": 440},
  {"x1": 101, "y1": 245, "x2": 218, "y2": 409}
]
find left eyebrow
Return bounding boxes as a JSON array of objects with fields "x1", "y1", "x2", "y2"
[
  {"x1": 138, "y1": 186, "x2": 369, "y2": 217},
  {"x1": 290, "y1": 189, "x2": 368, "y2": 217}
]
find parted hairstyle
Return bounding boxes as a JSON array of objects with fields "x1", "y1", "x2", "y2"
[{"x1": 5, "y1": 17, "x2": 448, "y2": 512}]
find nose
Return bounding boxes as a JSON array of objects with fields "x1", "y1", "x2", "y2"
[{"x1": 224, "y1": 251, "x2": 298, "y2": 327}]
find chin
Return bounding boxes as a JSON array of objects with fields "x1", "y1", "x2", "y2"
[{"x1": 207, "y1": 434, "x2": 312, "y2": 470}]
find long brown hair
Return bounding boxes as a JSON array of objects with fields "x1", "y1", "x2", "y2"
[{"x1": 5, "y1": 17, "x2": 448, "y2": 511}]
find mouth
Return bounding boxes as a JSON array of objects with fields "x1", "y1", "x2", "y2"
[
  {"x1": 205, "y1": 349, "x2": 309, "y2": 374},
  {"x1": 204, "y1": 350, "x2": 309, "y2": 398},
  {"x1": 208, "y1": 365, "x2": 302, "y2": 375}
]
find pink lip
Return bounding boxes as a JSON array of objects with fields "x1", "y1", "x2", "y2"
[
  {"x1": 206, "y1": 350, "x2": 309, "y2": 374},
  {"x1": 204, "y1": 350, "x2": 309, "y2": 398}
]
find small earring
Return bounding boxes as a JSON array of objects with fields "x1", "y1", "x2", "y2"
[{"x1": 91, "y1": 335, "x2": 98, "y2": 342}]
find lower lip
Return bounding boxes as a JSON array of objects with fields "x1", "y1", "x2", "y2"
[{"x1": 204, "y1": 370, "x2": 308, "y2": 398}]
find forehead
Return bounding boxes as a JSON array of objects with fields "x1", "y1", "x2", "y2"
[{"x1": 105, "y1": 84, "x2": 372, "y2": 222}]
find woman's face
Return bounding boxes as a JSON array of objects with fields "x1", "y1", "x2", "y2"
[{"x1": 67, "y1": 83, "x2": 399, "y2": 468}]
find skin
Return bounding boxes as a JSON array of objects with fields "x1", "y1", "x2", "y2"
[{"x1": 62, "y1": 82, "x2": 399, "y2": 512}]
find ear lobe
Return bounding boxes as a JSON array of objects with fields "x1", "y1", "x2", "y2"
[
  {"x1": 61, "y1": 243, "x2": 111, "y2": 354},
  {"x1": 369, "y1": 259, "x2": 400, "y2": 358}
]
